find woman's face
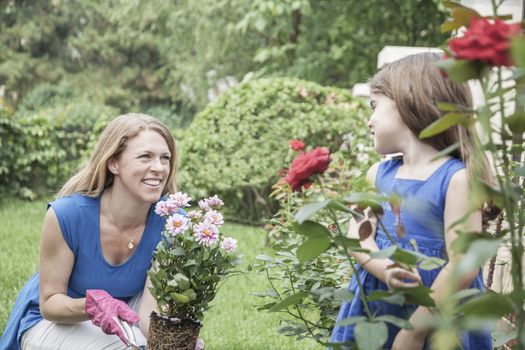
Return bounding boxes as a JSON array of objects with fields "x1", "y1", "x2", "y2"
[
  {"x1": 368, "y1": 92, "x2": 411, "y2": 155},
  {"x1": 110, "y1": 129, "x2": 171, "y2": 204}
]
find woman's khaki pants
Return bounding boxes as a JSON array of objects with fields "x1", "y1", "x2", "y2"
[{"x1": 20, "y1": 294, "x2": 146, "y2": 350}]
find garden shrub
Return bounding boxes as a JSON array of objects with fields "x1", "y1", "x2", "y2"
[
  {"x1": 253, "y1": 144, "x2": 378, "y2": 344},
  {"x1": 0, "y1": 109, "x2": 109, "y2": 199},
  {"x1": 178, "y1": 77, "x2": 371, "y2": 223}
]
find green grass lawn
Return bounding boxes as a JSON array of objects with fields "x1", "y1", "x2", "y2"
[{"x1": 0, "y1": 198, "x2": 324, "y2": 350}]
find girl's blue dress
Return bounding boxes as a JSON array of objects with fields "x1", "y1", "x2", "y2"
[
  {"x1": 0, "y1": 194, "x2": 165, "y2": 350},
  {"x1": 330, "y1": 158, "x2": 492, "y2": 349}
]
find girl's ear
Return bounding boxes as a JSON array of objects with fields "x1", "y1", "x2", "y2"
[{"x1": 107, "y1": 157, "x2": 119, "y2": 175}]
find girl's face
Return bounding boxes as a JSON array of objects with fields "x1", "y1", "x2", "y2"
[
  {"x1": 110, "y1": 129, "x2": 171, "y2": 204},
  {"x1": 368, "y1": 92, "x2": 411, "y2": 155}
]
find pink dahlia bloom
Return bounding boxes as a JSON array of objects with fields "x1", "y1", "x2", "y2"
[
  {"x1": 167, "y1": 192, "x2": 192, "y2": 210},
  {"x1": 221, "y1": 237, "x2": 237, "y2": 253},
  {"x1": 204, "y1": 210, "x2": 224, "y2": 227},
  {"x1": 194, "y1": 222, "x2": 219, "y2": 246},
  {"x1": 166, "y1": 213, "x2": 189, "y2": 236},
  {"x1": 154, "y1": 201, "x2": 170, "y2": 217}
]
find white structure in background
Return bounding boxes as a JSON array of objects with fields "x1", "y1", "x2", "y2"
[
  {"x1": 207, "y1": 70, "x2": 238, "y2": 103},
  {"x1": 462, "y1": 0, "x2": 522, "y2": 20}
]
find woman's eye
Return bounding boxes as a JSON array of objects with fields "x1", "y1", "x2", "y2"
[
  {"x1": 161, "y1": 155, "x2": 171, "y2": 161},
  {"x1": 139, "y1": 154, "x2": 151, "y2": 159}
]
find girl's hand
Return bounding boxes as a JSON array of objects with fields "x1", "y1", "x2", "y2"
[
  {"x1": 384, "y1": 266, "x2": 421, "y2": 289},
  {"x1": 392, "y1": 329, "x2": 426, "y2": 350}
]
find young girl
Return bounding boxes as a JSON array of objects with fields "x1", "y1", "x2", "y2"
[{"x1": 330, "y1": 53, "x2": 494, "y2": 350}]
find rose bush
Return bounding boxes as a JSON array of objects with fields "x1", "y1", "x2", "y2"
[
  {"x1": 285, "y1": 147, "x2": 331, "y2": 192},
  {"x1": 449, "y1": 17, "x2": 521, "y2": 67}
]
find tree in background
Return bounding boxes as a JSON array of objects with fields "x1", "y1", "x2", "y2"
[{"x1": 1, "y1": 0, "x2": 447, "y2": 127}]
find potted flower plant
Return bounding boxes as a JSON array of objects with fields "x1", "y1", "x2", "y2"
[{"x1": 147, "y1": 192, "x2": 240, "y2": 350}]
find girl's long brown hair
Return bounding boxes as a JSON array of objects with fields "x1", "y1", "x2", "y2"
[
  {"x1": 57, "y1": 113, "x2": 178, "y2": 198},
  {"x1": 370, "y1": 52, "x2": 498, "y2": 220}
]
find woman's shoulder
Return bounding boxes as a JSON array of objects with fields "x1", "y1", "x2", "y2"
[{"x1": 48, "y1": 193, "x2": 100, "y2": 218}]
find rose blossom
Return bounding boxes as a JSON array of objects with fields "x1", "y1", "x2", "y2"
[
  {"x1": 289, "y1": 139, "x2": 305, "y2": 151},
  {"x1": 166, "y1": 213, "x2": 190, "y2": 236},
  {"x1": 449, "y1": 17, "x2": 522, "y2": 67},
  {"x1": 204, "y1": 210, "x2": 224, "y2": 227},
  {"x1": 221, "y1": 237, "x2": 237, "y2": 253},
  {"x1": 194, "y1": 222, "x2": 219, "y2": 245},
  {"x1": 285, "y1": 146, "x2": 330, "y2": 191}
]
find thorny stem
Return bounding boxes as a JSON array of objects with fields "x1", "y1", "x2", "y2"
[{"x1": 317, "y1": 178, "x2": 373, "y2": 318}]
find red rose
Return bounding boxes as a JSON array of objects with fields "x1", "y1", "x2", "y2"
[
  {"x1": 289, "y1": 139, "x2": 305, "y2": 151},
  {"x1": 285, "y1": 147, "x2": 330, "y2": 191},
  {"x1": 449, "y1": 17, "x2": 522, "y2": 67}
]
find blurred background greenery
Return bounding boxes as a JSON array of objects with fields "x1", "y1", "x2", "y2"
[{"x1": 0, "y1": 0, "x2": 447, "y2": 221}]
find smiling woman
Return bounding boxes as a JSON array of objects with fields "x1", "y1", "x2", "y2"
[{"x1": 0, "y1": 113, "x2": 187, "y2": 350}]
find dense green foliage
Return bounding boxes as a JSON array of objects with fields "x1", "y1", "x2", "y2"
[
  {"x1": 0, "y1": 109, "x2": 107, "y2": 198},
  {"x1": 0, "y1": 0, "x2": 446, "y2": 127},
  {"x1": 254, "y1": 144, "x2": 378, "y2": 344},
  {"x1": 178, "y1": 78, "x2": 370, "y2": 222}
]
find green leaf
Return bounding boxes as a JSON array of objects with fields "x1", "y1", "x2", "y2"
[
  {"x1": 333, "y1": 235, "x2": 363, "y2": 251},
  {"x1": 295, "y1": 200, "x2": 330, "y2": 224},
  {"x1": 354, "y1": 321, "x2": 388, "y2": 350},
  {"x1": 450, "y1": 7, "x2": 481, "y2": 27},
  {"x1": 376, "y1": 315, "x2": 413, "y2": 329},
  {"x1": 292, "y1": 220, "x2": 330, "y2": 238},
  {"x1": 458, "y1": 292, "x2": 515, "y2": 317},
  {"x1": 493, "y1": 330, "x2": 518, "y2": 347},
  {"x1": 296, "y1": 236, "x2": 331, "y2": 262},
  {"x1": 514, "y1": 165, "x2": 525, "y2": 177},
  {"x1": 418, "y1": 257, "x2": 446, "y2": 270},
  {"x1": 344, "y1": 192, "x2": 386, "y2": 210},
  {"x1": 512, "y1": 36, "x2": 525, "y2": 69},
  {"x1": 456, "y1": 238, "x2": 502, "y2": 276},
  {"x1": 335, "y1": 316, "x2": 366, "y2": 327},
  {"x1": 441, "y1": 19, "x2": 462, "y2": 33},
  {"x1": 442, "y1": 1, "x2": 482, "y2": 18},
  {"x1": 327, "y1": 199, "x2": 353, "y2": 213},
  {"x1": 436, "y1": 102, "x2": 472, "y2": 112},
  {"x1": 395, "y1": 284, "x2": 435, "y2": 307},
  {"x1": 449, "y1": 288, "x2": 481, "y2": 302},
  {"x1": 506, "y1": 112, "x2": 525, "y2": 134},
  {"x1": 368, "y1": 290, "x2": 405, "y2": 305},
  {"x1": 370, "y1": 245, "x2": 397, "y2": 259},
  {"x1": 435, "y1": 59, "x2": 483, "y2": 83},
  {"x1": 170, "y1": 292, "x2": 190, "y2": 304},
  {"x1": 419, "y1": 113, "x2": 470, "y2": 139},
  {"x1": 431, "y1": 142, "x2": 460, "y2": 162},
  {"x1": 270, "y1": 292, "x2": 308, "y2": 311}
]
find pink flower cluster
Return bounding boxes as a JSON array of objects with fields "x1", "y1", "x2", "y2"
[{"x1": 154, "y1": 193, "x2": 237, "y2": 253}]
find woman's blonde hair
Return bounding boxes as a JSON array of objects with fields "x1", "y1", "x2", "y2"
[
  {"x1": 57, "y1": 113, "x2": 177, "y2": 198},
  {"x1": 370, "y1": 52, "x2": 494, "y2": 187}
]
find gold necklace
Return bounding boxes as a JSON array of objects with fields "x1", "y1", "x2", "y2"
[{"x1": 106, "y1": 195, "x2": 140, "y2": 251}]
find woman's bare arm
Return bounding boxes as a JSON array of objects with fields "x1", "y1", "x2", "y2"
[{"x1": 39, "y1": 208, "x2": 88, "y2": 322}]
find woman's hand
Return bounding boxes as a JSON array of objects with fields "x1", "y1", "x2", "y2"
[
  {"x1": 392, "y1": 328, "x2": 426, "y2": 350},
  {"x1": 384, "y1": 266, "x2": 421, "y2": 289}
]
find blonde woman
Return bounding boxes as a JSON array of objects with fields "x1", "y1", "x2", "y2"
[{"x1": 1, "y1": 114, "x2": 200, "y2": 349}]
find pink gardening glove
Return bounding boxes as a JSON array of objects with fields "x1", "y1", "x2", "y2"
[{"x1": 85, "y1": 289, "x2": 140, "y2": 345}]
